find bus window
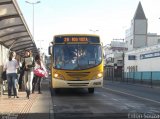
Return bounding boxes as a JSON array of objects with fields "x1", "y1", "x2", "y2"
[{"x1": 53, "y1": 44, "x2": 102, "y2": 70}]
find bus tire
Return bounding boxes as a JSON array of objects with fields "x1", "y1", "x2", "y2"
[
  {"x1": 55, "y1": 88, "x2": 60, "y2": 94},
  {"x1": 88, "y1": 88, "x2": 94, "y2": 93}
]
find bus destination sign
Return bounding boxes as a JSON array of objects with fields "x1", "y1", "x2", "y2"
[
  {"x1": 64, "y1": 37, "x2": 88, "y2": 42},
  {"x1": 54, "y1": 36, "x2": 100, "y2": 43}
]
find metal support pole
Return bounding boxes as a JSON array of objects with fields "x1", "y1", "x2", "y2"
[
  {"x1": 25, "y1": 0, "x2": 40, "y2": 41},
  {"x1": 112, "y1": 67, "x2": 114, "y2": 82},
  {"x1": 150, "y1": 72, "x2": 152, "y2": 88},
  {"x1": 141, "y1": 72, "x2": 143, "y2": 84},
  {"x1": 32, "y1": 4, "x2": 34, "y2": 41},
  {"x1": 127, "y1": 72, "x2": 129, "y2": 83}
]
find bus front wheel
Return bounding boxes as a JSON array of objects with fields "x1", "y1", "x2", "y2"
[
  {"x1": 54, "y1": 88, "x2": 60, "y2": 94},
  {"x1": 88, "y1": 88, "x2": 94, "y2": 93}
]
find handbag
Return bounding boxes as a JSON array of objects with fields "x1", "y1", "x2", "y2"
[
  {"x1": 33, "y1": 68, "x2": 48, "y2": 77},
  {"x1": 2, "y1": 71, "x2": 7, "y2": 80},
  {"x1": 34, "y1": 60, "x2": 48, "y2": 78}
]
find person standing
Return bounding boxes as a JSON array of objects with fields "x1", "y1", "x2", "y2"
[
  {"x1": 4, "y1": 51, "x2": 19, "y2": 98},
  {"x1": 18, "y1": 61, "x2": 24, "y2": 91},
  {"x1": 22, "y1": 50, "x2": 35, "y2": 99},
  {"x1": 32, "y1": 54, "x2": 46, "y2": 94}
]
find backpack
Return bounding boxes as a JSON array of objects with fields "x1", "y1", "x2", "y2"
[{"x1": 2, "y1": 71, "x2": 7, "y2": 80}]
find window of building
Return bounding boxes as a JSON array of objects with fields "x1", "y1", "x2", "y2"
[
  {"x1": 158, "y1": 39, "x2": 160, "y2": 44},
  {"x1": 131, "y1": 66, "x2": 133, "y2": 72},
  {"x1": 129, "y1": 66, "x2": 131, "y2": 72},
  {"x1": 111, "y1": 58, "x2": 114, "y2": 62},
  {"x1": 117, "y1": 60, "x2": 123, "y2": 65},
  {"x1": 135, "y1": 66, "x2": 138, "y2": 72},
  {"x1": 128, "y1": 55, "x2": 136, "y2": 60},
  {"x1": 133, "y1": 66, "x2": 135, "y2": 72}
]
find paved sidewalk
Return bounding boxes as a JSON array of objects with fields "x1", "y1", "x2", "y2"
[{"x1": 0, "y1": 79, "x2": 52, "y2": 119}]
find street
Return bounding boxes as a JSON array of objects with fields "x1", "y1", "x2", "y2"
[{"x1": 50, "y1": 80, "x2": 160, "y2": 119}]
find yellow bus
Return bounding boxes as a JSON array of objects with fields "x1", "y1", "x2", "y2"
[{"x1": 48, "y1": 34, "x2": 103, "y2": 93}]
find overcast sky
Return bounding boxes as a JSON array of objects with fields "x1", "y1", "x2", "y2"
[{"x1": 17, "y1": 0, "x2": 160, "y2": 51}]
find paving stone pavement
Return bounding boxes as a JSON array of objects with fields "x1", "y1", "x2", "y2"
[{"x1": 0, "y1": 79, "x2": 52, "y2": 119}]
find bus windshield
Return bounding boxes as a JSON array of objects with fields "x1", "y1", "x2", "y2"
[{"x1": 53, "y1": 44, "x2": 102, "y2": 70}]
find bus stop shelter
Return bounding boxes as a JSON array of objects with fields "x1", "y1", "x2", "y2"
[{"x1": 0, "y1": 0, "x2": 38, "y2": 56}]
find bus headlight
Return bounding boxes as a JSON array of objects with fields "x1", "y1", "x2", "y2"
[
  {"x1": 53, "y1": 73, "x2": 64, "y2": 80},
  {"x1": 54, "y1": 73, "x2": 58, "y2": 78},
  {"x1": 93, "y1": 72, "x2": 103, "y2": 79},
  {"x1": 97, "y1": 73, "x2": 103, "y2": 78}
]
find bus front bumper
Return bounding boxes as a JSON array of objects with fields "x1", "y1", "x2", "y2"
[{"x1": 51, "y1": 78, "x2": 103, "y2": 88}]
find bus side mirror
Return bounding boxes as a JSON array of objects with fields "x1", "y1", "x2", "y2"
[{"x1": 48, "y1": 46, "x2": 52, "y2": 55}]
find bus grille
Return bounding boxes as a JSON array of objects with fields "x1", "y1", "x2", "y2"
[
  {"x1": 67, "y1": 82, "x2": 89, "y2": 86},
  {"x1": 66, "y1": 72, "x2": 90, "y2": 78}
]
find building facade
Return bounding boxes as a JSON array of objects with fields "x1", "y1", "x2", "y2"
[
  {"x1": 125, "y1": 2, "x2": 147, "y2": 51},
  {"x1": 104, "y1": 40, "x2": 127, "y2": 79},
  {"x1": 104, "y1": 2, "x2": 160, "y2": 82},
  {"x1": 124, "y1": 44, "x2": 160, "y2": 81},
  {"x1": 124, "y1": 2, "x2": 160, "y2": 83}
]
